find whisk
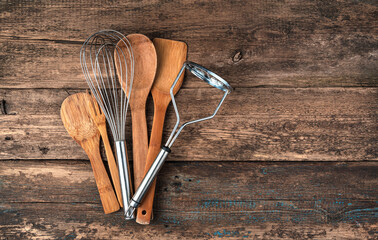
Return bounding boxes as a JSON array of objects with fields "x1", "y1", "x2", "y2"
[
  {"x1": 127, "y1": 61, "x2": 232, "y2": 214},
  {"x1": 80, "y1": 30, "x2": 135, "y2": 219}
]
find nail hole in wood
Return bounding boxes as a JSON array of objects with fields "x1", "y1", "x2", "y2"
[{"x1": 142, "y1": 210, "x2": 147, "y2": 215}]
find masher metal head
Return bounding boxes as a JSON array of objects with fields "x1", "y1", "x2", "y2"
[{"x1": 185, "y1": 61, "x2": 233, "y2": 93}]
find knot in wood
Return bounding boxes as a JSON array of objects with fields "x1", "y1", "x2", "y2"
[
  {"x1": 1, "y1": 99, "x2": 7, "y2": 115},
  {"x1": 232, "y1": 51, "x2": 243, "y2": 63}
]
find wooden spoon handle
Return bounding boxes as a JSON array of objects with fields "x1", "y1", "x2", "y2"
[
  {"x1": 98, "y1": 126, "x2": 124, "y2": 208},
  {"x1": 136, "y1": 102, "x2": 168, "y2": 224},
  {"x1": 131, "y1": 105, "x2": 149, "y2": 189},
  {"x1": 84, "y1": 142, "x2": 120, "y2": 214}
]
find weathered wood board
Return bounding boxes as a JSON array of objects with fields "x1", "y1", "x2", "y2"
[
  {"x1": 1, "y1": 161, "x2": 377, "y2": 239},
  {"x1": 1, "y1": 0, "x2": 377, "y2": 238},
  {"x1": 1, "y1": 0, "x2": 377, "y2": 89},
  {"x1": 0, "y1": 88, "x2": 376, "y2": 161}
]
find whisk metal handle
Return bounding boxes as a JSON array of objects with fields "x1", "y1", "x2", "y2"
[
  {"x1": 128, "y1": 147, "x2": 171, "y2": 213},
  {"x1": 115, "y1": 141, "x2": 135, "y2": 220}
]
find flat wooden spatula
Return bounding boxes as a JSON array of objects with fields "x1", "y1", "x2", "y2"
[
  {"x1": 61, "y1": 93, "x2": 120, "y2": 214},
  {"x1": 136, "y1": 38, "x2": 187, "y2": 224}
]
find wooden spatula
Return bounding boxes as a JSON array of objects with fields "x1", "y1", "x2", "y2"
[
  {"x1": 118, "y1": 34, "x2": 157, "y2": 192},
  {"x1": 61, "y1": 93, "x2": 120, "y2": 214},
  {"x1": 136, "y1": 38, "x2": 187, "y2": 224}
]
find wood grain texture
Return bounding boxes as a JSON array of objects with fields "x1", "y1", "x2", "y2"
[
  {"x1": 1, "y1": 0, "x2": 377, "y2": 89},
  {"x1": 1, "y1": 160, "x2": 377, "y2": 239},
  {"x1": 0, "y1": 88, "x2": 376, "y2": 161},
  {"x1": 1, "y1": 0, "x2": 378, "y2": 237}
]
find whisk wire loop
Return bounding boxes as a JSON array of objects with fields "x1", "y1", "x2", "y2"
[{"x1": 80, "y1": 30, "x2": 134, "y2": 141}]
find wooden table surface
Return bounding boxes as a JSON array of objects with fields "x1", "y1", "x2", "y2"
[{"x1": 1, "y1": 0, "x2": 377, "y2": 239}]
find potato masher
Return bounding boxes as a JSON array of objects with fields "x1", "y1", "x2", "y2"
[{"x1": 127, "y1": 61, "x2": 232, "y2": 215}]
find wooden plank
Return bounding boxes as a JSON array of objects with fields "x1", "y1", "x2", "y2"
[
  {"x1": 1, "y1": 88, "x2": 376, "y2": 161},
  {"x1": 1, "y1": 0, "x2": 377, "y2": 88},
  {"x1": 1, "y1": 160, "x2": 377, "y2": 239},
  {"x1": 2, "y1": 0, "x2": 376, "y2": 38}
]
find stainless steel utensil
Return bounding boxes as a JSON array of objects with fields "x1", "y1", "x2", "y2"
[
  {"x1": 127, "y1": 61, "x2": 232, "y2": 214},
  {"x1": 80, "y1": 30, "x2": 135, "y2": 219}
]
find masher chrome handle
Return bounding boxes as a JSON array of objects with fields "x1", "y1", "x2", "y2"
[{"x1": 128, "y1": 147, "x2": 170, "y2": 212}]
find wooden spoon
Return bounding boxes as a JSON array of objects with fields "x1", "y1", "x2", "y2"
[
  {"x1": 61, "y1": 93, "x2": 120, "y2": 214},
  {"x1": 117, "y1": 34, "x2": 157, "y2": 191},
  {"x1": 136, "y1": 38, "x2": 187, "y2": 224}
]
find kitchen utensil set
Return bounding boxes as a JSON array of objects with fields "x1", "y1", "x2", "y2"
[{"x1": 61, "y1": 29, "x2": 232, "y2": 224}]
